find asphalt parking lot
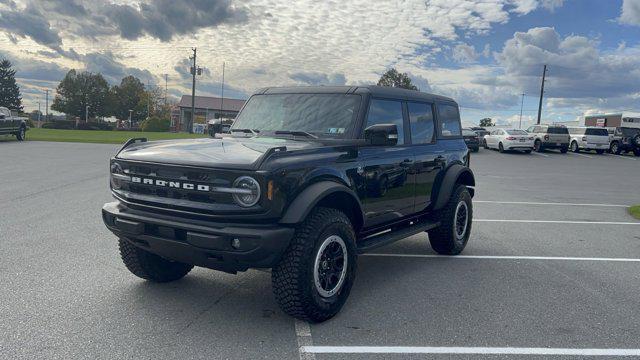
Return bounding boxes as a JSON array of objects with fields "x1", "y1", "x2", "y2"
[{"x1": 1, "y1": 141, "x2": 640, "y2": 359}]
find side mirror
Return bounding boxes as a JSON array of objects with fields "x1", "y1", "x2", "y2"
[{"x1": 365, "y1": 124, "x2": 398, "y2": 146}]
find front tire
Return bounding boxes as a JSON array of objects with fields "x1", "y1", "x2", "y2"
[
  {"x1": 534, "y1": 140, "x2": 543, "y2": 152},
  {"x1": 118, "y1": 238, "x2": 193, "y2": 282},
  {"x1": 571, "y1": 141, "x2": 579, "y2": 153},
  {"x1": 560, "y1": 145, "x2": 568, "y2": 154},
  {"x1": 610, "y1": 141, "x2": 621, "y2": 155},
  {"x1": 272, "y1": 207, "x2": 357, "y2": 323},
  {"x1": 428, "y1": 185, "x2": 473, "y2": 255},
  {"x1": 498, "y1": 143, "x2": 504, "y2": 153}
]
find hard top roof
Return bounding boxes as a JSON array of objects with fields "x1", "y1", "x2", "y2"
[{"x1": 256, "y1": 85, "x2": 456, "y2": 104}]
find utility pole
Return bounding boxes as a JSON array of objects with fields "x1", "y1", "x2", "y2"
[
  {"x1": 519, "y1": 93, "x2": 525, "y2": 129},
  {"x1": 44, "y1": 89, "x2": 49, "y2": 121},
  {"x1": 147, "y1": 79, "x2": 151, "y2": 119},
  {"x1": 220, "y1": 62, "x2": 225, "y2": 121},
  {"x1": 85, "y1": 105, "x2": 89, "y2": 123},
  {"x1": 37, "y1": 102, "x2": 41, "y2": 128},
  {"x1": 536, "y1": 64, "x2": 547, "y2": 125},
  {"x1": 164, "y1": 74, "x2": 168, "y2": 107},
  {"x1": 189, "y1": 48, "x2": 197, "y2": 133}
]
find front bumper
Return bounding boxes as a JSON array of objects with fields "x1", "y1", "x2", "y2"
[{"x1": 102, "y1": 201, "x2": 295, "y2": 273}]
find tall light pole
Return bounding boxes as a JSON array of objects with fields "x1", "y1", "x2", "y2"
[
  {"x1": 85, "y1": 105, "x2": 89, "y2": 122},
  {"x1": 128, "y1": 109, "x2": 133, "y2": 129},
  {"x1": 37, "y1": 101, "x2": 41, "y2": 128},
  {"x1": 220, "y1": 62, "x2": 225, "y2": 121},
  {"x1": 519, "y1": 93, "x2": 525, "y2": 129},
  {"x1": 189, "y1": 48, "x2": 197, "y2": 134},
  {"x1": 536, "y1": 64, "x2": 548, "y2": 125},
  {"x1": 44, "y1": 89, "x2": 49, "y2": 121}
]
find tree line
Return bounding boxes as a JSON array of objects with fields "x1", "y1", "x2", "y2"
[{"x1": 51, "y1": 70, "x2": 169, "y2": 123}]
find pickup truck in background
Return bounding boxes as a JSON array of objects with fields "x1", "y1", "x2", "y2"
[{"x1": 0, "y1": 106, "x2": 28, "y2": 141}]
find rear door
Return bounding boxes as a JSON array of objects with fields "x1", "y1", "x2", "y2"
[
  {"x1": 547, "y1": 127, "x2": 569, "y2": 145},
  {"x1": 585, "y1": 128, "x2": 609, "y2": 146},
  {"x1": 361, "y1": 98, "x2": 416, "y2": 226},
  {"x1": 409, "y1": 101, "x2": 440, "y2": 212}
]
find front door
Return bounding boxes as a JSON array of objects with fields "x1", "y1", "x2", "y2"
[
  {"x1": 0, "y1": 108, "x2": 11, "y2": 133},
  {"x1": 361, "y1": 98, "x2": 415, "y2": 227}
]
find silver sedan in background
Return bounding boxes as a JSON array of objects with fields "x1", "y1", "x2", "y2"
[{"x1": 484, "y1": 128, "x2": 534, "y2": 153}]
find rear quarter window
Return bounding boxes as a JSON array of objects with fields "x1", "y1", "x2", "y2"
[
  {"x1": 585, "y1": 128, "x2": 609, "y2": 136},
  {"x1": 437, "y1": 104, "x2": 462, "y2": 137},
  {"x1": 548, "y1": 127, "x2": 569, "y2": 134}
]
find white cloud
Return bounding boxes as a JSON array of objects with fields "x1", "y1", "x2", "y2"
[
  {"x1": 452, "y1": 44, "x2": 479, "y2": 63},
  {"x1": 620, "y1": 0, "x2": 640, "y2": 25}
]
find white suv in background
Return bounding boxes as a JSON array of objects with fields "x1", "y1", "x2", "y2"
[
  {"x1": 567, "y1": 127, "x2": 610, "y2": 154},
  {"x1": 484, "y1": 128, "x2": 534, "y2": 153}
]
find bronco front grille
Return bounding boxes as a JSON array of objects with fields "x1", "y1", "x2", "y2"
[{"x1": 111, "y1": 160, "x2": 239, "y2": 212}]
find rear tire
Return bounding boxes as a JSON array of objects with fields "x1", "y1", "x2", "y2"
[
  {"x1": 428, "y1": 185, "x2": 472, "y2": 255},
  {"x1": 483, "y1": 139, "x2": 488, "y2": 149},
  {"x1": 634, "y1": 149, "x2": 640, "y2": 157},
  {"x1": 595, "y1": 149, "x2": 605, "y2": 155},
  {"x1": 272, "y1": 207, "x2": 357, "y2": 323},
  {"x1": 498, "y1": 143, "x2": 504, "y2": 153},
  {"x1": 523, "y1": 150, "x2": 532, "y2": 154},
  {"x1": 118, "y1": 238, "x2": 193, "y2": 282},
  {"x1": 560, "y1": 146, "x2": 568, "y2": 154}
]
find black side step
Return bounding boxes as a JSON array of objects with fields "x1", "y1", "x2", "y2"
[{"x1": 356, "y1": 220, "x2": 439, "y2": 254}]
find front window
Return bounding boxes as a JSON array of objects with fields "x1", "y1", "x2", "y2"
[
  {"x1": 366, "y1": 99, "x2": 405, "y2": 144},
  {"x1": 231, "y1": 94, "x2": 361, "y2": 138}
]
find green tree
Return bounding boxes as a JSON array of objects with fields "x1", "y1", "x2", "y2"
[
  {"x1": 140, "y1": 115, "x2": 170, "y2": 132},
  {"x1": 52, "y1": 70, "x2": 111, "y2": 120},
  {"x1": 111, "y1": 75, "x2": 146, "y2": 122},
  {"x1": 377, "y1": 68, "x2": 418, "y2": 90},
  {"x1": 0, "y1": 59, "x2": 23, "y2": 111},
  {"x1": 479, "y1": 118, "x2": 493, "y2": 127}
]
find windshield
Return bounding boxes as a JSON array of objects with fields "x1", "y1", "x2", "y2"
[
  {"x1": 462, "y1": 129, "x2": 477, "y2": 136},
  {"x1": 506, "y1": 129, "x2": 527, "y2": 135},
  {"x1": 231, "y1": 94, "x2": 361, "y2": 138}
]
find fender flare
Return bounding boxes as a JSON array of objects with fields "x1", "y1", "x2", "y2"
[
  {"x1": 279, "y1": 181, "x2": 364, "y2": 226},
  {"x1": 433, "y1": 164, "x2": 475, "y2": 210}
]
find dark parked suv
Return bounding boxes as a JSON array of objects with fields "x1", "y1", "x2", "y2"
[
  {"x1": 102, "y1": 86, "x2": 475, "y2": 322},
  {"x1": 609, "y1": 126, "x2": 640, "y2": 156}
]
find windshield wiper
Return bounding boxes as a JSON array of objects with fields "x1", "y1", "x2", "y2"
[
  {"x1": 230, "y1": 128, "x2": 260, "y2": 135},
  {"x1": 274, "y1": 130, "x2": 318, "y2": 139}
]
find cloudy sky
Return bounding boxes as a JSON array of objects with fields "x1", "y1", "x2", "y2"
[{"x1": 0, "y1": 0, "x2": 639, "y2": 126}]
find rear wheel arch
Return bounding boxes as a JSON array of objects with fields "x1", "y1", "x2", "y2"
[{"x1": 432, "y1": 165, "x2": 475, "y2": 211}]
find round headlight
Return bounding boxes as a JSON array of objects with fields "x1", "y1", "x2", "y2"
[{"x1": 232, "y1": 176, "x2": 261, "y2": 207}]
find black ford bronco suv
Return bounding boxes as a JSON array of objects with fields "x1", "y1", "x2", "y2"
[{"x1": 102, "y1": 86, "x2": 475, "y2": 322}]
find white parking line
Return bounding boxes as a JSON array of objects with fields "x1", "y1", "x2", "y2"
[
  {"x1": 567, "y1": 152, "x2": 593, "y2": 158},
  {"x1": 605, "y1": 153, "x2": 637, "y2": 161},
  {"x1": 295, "y1": 320, "x2": 316, "y2": 360},
  {"x1": 363, "y1": 254, "x2": 640, "y2": 262},
  {"x1": 474, "y1": 200, "x2": 629, "y2": 207},
  {"x1": 531, "y1": 151, "x2": 549, "y2": 157},
  {"x1": 301, "y1": 346, "x2": 640, "y2": 356},
  {"x1": 475, "y1": 219, "x2": 640, "y2": 225}
]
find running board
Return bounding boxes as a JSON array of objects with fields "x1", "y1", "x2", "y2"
[{"x1": 356, "y1": 220, "x2": 440, "y2": 254}]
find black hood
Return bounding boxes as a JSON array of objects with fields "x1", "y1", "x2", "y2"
[{"x1": 116, "y1": 136, "x2": 317, "y2": 169}]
